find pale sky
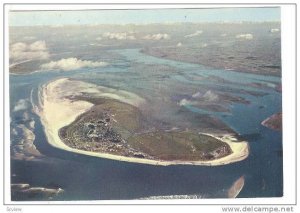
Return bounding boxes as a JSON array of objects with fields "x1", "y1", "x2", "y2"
[{"x1": 9, "y1": 7, "x2": 280, "y2": 26}]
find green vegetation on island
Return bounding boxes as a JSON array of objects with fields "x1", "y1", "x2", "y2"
[{"x1": 59, "y1": 97, "x2": 232, "y2": 161}]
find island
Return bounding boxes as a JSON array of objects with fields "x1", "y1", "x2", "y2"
[
  {"x1": 261, "y1": 112, "x2": 282, "y2": 131},
  {"x1": 37, "y1": 78, "x2": 249, "y2": 166},
  {"x1": 11, "y1": 183, "x2": 63, "y2": 201}
]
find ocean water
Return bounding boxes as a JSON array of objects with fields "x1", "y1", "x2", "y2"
[{"x1": 9, "y1": 49, "x2": 282, "y2": 200}]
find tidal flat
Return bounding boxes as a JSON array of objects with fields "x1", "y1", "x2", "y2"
[{"x1": 9, "y1": 11, "x2": 283, "y2": 199}]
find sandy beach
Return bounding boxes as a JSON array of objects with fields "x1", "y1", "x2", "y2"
[{"x1": 38, "y1": 78, "x2": 249, "y2": 166}]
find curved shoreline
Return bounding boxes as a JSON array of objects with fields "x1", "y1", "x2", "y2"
[{"x1": 38, "y1": 78, "x2": 249, "y2": 166}]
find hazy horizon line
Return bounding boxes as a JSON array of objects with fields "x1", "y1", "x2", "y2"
[{"x1": 9, "y1": 20, "x2": 281, "y2": 27}]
